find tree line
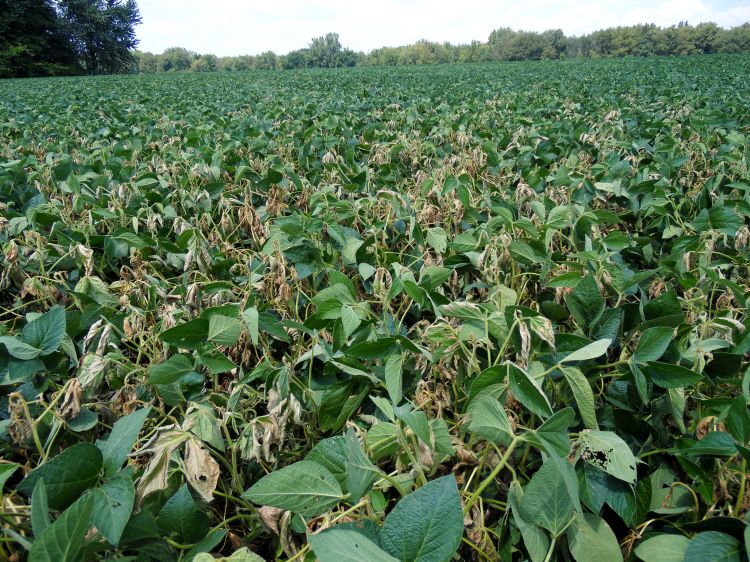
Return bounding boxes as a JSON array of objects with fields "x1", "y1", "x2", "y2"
[
  {"x1": 2, "y1": 3, "x2": 750, "y2": 79},
  {"x1": 0, "y1": 0, "x2": 140, "y2": 78},
  {"x1": 138, "y1": 22, "x2": 750, "y2": 73}
]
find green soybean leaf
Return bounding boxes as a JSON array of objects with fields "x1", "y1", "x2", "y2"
[
  {"x1": 559, "y1": 366, "x2": 598, "y2": 429},
  {"x1": 566, "y1": 513, "x2": 623, "y2": 562},
  {"x1": 634, "y1": 534, "x2": 690, "y2": 562},
  {"x1": 208, "y1": 314, "x2": 242, "y2": 346},
  {"x1": 505, "y1": 362, "x2": 553, "y2": 418},
  {"x1": 684, "y1": 531, "x2": 741, "y2": 562},
  {"x1": 242, "y1": 306, "x2": 260, "y2": 346},
  {"x1": 565, "y1": 274, "x2": 605, "y2": 330},
  {"x1": 426, "y1": 227, "x2": 448, "y2": 253},
  {"x1": 148, "y1": 354, "x2": 197, "y2": 385},
  {"x1": 341, "y1": 304, "x2": 361, "y2": 337},
  {"x1": 91, "y1": 472, "x2": 135, "y2": 546},
  {"x1": 508, "y1": 480, "x2": 549, "y2": 562},
  {"x1": 21, "y1": 305, "x2": 67, "y2": 355},
  {"x1": 309, "y1": 527, "x2": 398, "y2": 562},
  {"x1": 642, "y1": 362, "x2": 703, "y2": 388},
  {"x1": 96, "y1": 407, "x2": 151, "y2": 477},
  {"x1": 31, "y1": 478, "x2": 50, "y2": 537},
  {"x1": 0, "y1": 336, "x2": 41, "y2": 360},
  {"x1": 465, "y1": 394, "x2": 514, "y2": 446},
  {"x1": 159, "y1": 318, "x2": 209, "y2": 350},
  {"x1": 158, "y1": 484, "x2": 209, "y2": 544},
  {"x1": 519, "y1": 456, "x2": 579, "y2": 538},
  {"x1": 561, "y1": 339, "x2": 611, "y2": 363},
  {"x1": 242, "y1": 460, "x2": 344, "y2": 517},
  {"x1": 385, "y1": 353, "x2": 403, "y2": 404},
  {"x1": 0, "y1": 463, "x2": 18, "y2": 493},
  {"x1": 28, "y1": 494, "x2": 94, "y2": 562},
  {"x1": 633, "y1": 327, "x2": 673, "y2": 364},
  {"x1": 521, "y1": 457, "x2": 575, "y2": 537},
  {"x1": 18, "y1": 442, "x2": 103, "y2": 510},
  {"x1": 380, "y1": 474, "x2": 463, "y2": 562},
  {"x1": 345, "y1": 429, "x2": 380, "y2": 502}
]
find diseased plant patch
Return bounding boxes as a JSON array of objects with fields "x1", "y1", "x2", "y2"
[{"x1": 1, "y1": 55, "x2": 750, "y2": 561}]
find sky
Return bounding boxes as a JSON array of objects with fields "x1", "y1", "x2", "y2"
[{"x1": 136, "y1": 0, "x2": 750, "y2": 57}]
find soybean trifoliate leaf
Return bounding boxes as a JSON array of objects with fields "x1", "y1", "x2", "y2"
[
  {"x1": 158, "y1": 484, "x2": 209, "y2": 544},
  {"x1": 504, "y1": 362, "x2": 553, "y2": 418},
  {"x1": 148, "y1": 353, "x2": 197, "y2": 385},
  {"x1": 31, "y1": 479, "x2": 50, "y2": 537},
  {"x1": 242, "y1": 306, "x2": 260, "y2": 346}
]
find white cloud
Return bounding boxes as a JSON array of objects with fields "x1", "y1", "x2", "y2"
[{"x1": 135, "y1": 0, "x2": 750, "y2": 56}]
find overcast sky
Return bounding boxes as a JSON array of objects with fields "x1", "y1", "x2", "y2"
[{"x1": 136, "y1": 0, "x2": 750, "y2": 56}]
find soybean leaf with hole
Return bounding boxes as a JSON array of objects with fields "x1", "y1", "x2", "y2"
[{"x1": 574, "y1": 431, "x2": 637, "y2": 484}]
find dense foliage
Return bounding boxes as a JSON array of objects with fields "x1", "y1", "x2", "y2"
[
  {"x1": 0, "y1": 0, "x2": 140, "y2": 78},
  {"x1": 1, "y1": 55, "x2": 750, "y2": 561},
  {"x1": 136, "y1": 21, "x2": 750, "y2": 73}
]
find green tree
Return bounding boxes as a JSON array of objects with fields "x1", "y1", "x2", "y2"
[
  {"x1": 0, "y1": 0, "x2": 77, "y2": 77},
  {"x1": 56, "y1": 0, "x2": 141, "y2": 74},
  {"x1": 159, "y1": 47, "x2": 194, "y2": 71}
]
